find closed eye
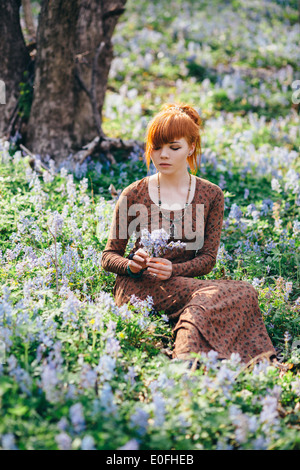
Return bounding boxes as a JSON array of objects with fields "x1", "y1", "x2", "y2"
[{"x1": 153, "y1": 147, "x2": 180, "y2": 151}]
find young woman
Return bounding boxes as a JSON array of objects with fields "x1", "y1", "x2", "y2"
[{"x1": 101, "y1": 103, "x2": 276, "y2": 364}]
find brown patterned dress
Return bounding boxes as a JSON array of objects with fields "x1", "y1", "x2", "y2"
[{"x1": 101, "y1": 175, "x2": 276, "y2": 363}]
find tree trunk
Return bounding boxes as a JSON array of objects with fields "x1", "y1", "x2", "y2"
[
  {"x1": 21, "y1": 0, "x2": 36, "y2": 40},
  {"x1": 0, "y1": 0, "x2": 31, "y2": 138},
  {"x1": 26, "y1": 0, "x2": 127, "y2": 165}
]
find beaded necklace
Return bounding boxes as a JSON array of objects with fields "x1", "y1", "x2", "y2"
[{"x1": 157, "y1": 172, "x2": 191, "y2": 238}]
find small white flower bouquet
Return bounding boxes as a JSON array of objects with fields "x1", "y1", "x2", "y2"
[{"x1": 140, "y1": 228, "x2": 186, "y2": 257}]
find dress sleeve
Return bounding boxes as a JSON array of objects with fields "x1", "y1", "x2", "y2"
[
  {"x1": 171, "y1": 187, "x2": 224, "y2": 278},
  {"x1": 101, "y1": 188, "x2": 132, "y2": 276}
]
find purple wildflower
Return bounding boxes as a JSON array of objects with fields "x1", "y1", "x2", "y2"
[
  {"x1": 81, "y1": 435, "x2": 96, "y2": 450},
  {"x1": 69, "y1": 403, "x2": 85, "y2": 433},
  {"x1": 118, "y1": 439, "x2": 139, "y2": 450},
  {"x1": 1, "y1": 434, "x2": 18, "y2": 450},
  {"x1": 130, "y1": 407, "x2": 150, "y2": 436},
  {"x1": 55, "y1": 432, "x2": 72, "y2": 450}
]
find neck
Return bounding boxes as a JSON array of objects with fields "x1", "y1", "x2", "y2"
[{"x1": 158, "y1": 169, "x2": 190, "y2": 190}]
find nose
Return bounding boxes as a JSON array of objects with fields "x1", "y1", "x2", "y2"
[{"x1": 160, "y1": 146, "x2": 169, "y2": 157}]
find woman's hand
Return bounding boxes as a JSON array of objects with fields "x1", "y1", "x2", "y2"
[
  {"x1": 146, "y1": 257, "x2": 173, "y2": 280},
  {"x1": 128, "y1": 248, "x2": 150, "y2": 274}
]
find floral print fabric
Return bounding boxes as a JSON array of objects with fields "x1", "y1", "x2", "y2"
[{"x1": 101, "y1": 176, "x2": 276, "y2": 362}]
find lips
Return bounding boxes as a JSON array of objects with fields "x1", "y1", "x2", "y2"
[{"x1": 159, "y1": 163, "x2": 171, "y2": 166}]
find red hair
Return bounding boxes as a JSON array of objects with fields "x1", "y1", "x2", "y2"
[{"x1": 144, "y1": 102, "x2": 203, "y2": 175}]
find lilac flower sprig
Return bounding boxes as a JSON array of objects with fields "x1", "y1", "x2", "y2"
[{"x1": 140, "y1": 228, "x2": 186, "y2": 257}]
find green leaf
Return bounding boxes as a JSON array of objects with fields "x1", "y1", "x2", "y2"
[
  {"x1": 0, "y1": 377, "x2": 14, "y2": 396},
  {"x1": 8, "y1": 405, "x2": 29, "y2": 416}
]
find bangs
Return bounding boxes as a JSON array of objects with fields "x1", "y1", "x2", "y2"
[{"x1": 148, "y1": 114, "x2": 195, "y2": 149}]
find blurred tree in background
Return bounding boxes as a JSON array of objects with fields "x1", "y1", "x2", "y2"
[{"x1": 0, "y1": 0, "x2": 133, "y2": 166}]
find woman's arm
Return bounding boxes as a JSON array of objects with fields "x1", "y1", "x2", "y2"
[
  {"x1": 171, "y1": 188, "x2": 225, "y2": 278},
  {"x1": 101, "y1": 188, "x2": 131, "y2": 276}
]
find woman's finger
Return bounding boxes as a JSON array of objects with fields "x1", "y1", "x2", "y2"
[
  {"x1": 147, "y1": 261, "x2": 170, "y2": 271},
  {"x1": 148, "y1": 267, "x2": 171, "y2": 277},
  {"x1": 148, "y1": 266, "x2": 169, "y2": 272},
  {"x1": 129, "y1": 261, "x2": 144, "y2": 271},
  {"x1": 135, "y1": 248, "x2": 149, "y2": 258},
  {"x1": 133, "y1": 255, "x2": 146, "y2": 263},
  {"x1": 148, "y1": 258, "x2": 171, "y2": 266}
]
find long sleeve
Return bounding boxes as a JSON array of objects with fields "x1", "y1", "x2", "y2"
[
  {"x1": 171, "y1": 187, "x2": 224, "y2": 278},
  {"x1": 101, "y1": 188, "x2": 132, "y2": 276}
]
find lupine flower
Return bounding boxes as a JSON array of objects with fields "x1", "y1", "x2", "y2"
[
  {"x1": 130, "y1": 294, "x2": 155, "y2": 316},
  {"x1": 61, "y1": 292, "x2": 83, "y2": 328},
  {"x1": 40, "y1": 363, "x2": 62, "y2": 404},
  {"x1": 55, "y1": 432, "x2": 72, "y2": 450},
  {"x1": 252, "y1": 359, "x2": 271, "y2": 376},
  {"x1": 218, "y1": 174, "x2": 226, "y2": 189},
  {"x1": 124, "y1": 366, "x2": 138, "y2": 386},
  {"x1": 43, "y1": 170, "x2": 54, "y2": 184},
  {"x1": 214, "y1": 364, "x2": 237, "y2": 399},
  {"x1": 118, "y1": 303, "x2": 133, "y2": 321},
  {"x1": 99, "y1": 382, "x2": 118, "y2": 415},
  {"x1": 229, "y1": 405, "x2": 256, "y2": 444},
  {"x1": 60, "y1": 245, "x2": 82, "y2": 278},
  {"x1": 199, "y1": 350, "x2": 219, "y2": 371},
  {"x1": 118, "y1": 439, "x2": 139, "y2": 450},
  {"x1": 229, "y1": 352, "x2": 242, "y2": 367},
  {"x1": 149, "y1": 373, "x2": 175, "y2": 395},
  {"x1": 95, "y1": 291, "x2": 119, "y2": 315},
  {"x1": 48, "y1": 211, "x2": 64, "y2": 237},
  {"x1": 252, "y1": 277, "x2": 264, "y2": 288},
  {"x1": 284, "y1": 281, "x2": 293, "y2": 301},
  {"x1": 1, "y1": 434, "x2": 18, "y2": 450},
  {"x1": 101, "y1": 319, "x2": 117, "y2": 340},
  {"x1": 40, "y1": 342, "x2": 64, "y2": 403},
  {"x1": 96, "y1": 354, "x2": 116, "y2": 382},
  {"x1": 293, "y1": 220, "x2": 300, "y2": 235},
  {"x1": 130, "y1": 407, "x2": 150, "y2": 436},
  {"x1": 271, "y1": 178, "x2": 282, "y2": 193},
  {"x1": 57, "y1": 417, "x2": 69, "y2": 431},
  {"x1": 228, "y1": 203, "x2": 243, "y2": 222},
  {"x1": 81, "y1": 435, "x2": 96, "y2": 450},
  {"x1": 216, "y1": 439, "x2": 234, "y2": 450},
  {"x1": 251, "y1": 436, "x2": 269, "y2": 450},
  {"x1": 7, "y1": 355, "x2": 33, "y2": 396},
  {"x1": 83, "y1": 246, "x2": 99, "y2": 267},
  {"x1": 260, "y1": 200, "x2": 272, "y2": 216},
  {"x1": 104, "y1": 337, "x2": 121, "y2": 357},
  {"x1": 244, "y1": 188, "x2": 249, "y2": 199},
  {"x1": 69, "y1": 403, "x2": 85, "y2": 433},
  {"x1": 259, "y1": 395, "x2": 281, "y2": 436},
  {"x1": 79, "y1": 363, "x2": 97, "y2": 391},
  {"x1": 285, "y1": 281, "x2": 293, "y2": 295},
  {"x1": 66, "y1": 174, "x2": 77, "y2": 205},
  {"x1": 216, "y1": 244, "x2": 233, "y2": 265},
  {"x1": 140, "y1": 228, "x2": 186, "y2": 257},
  {"x1": 152, "y1": 391, "x2": 166, "y2": 427}
]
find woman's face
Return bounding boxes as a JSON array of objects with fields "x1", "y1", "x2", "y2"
[{"x1": 150, "y1": 137, "x2": 195, "y2": 174}]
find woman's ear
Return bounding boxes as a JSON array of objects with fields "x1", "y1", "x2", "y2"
[{"x1": 188, "y1": 144, "x2": 196, "y2": 156}]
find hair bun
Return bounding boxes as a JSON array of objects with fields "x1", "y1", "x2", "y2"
[{"x1": 160, "y1": 102, "x2": 202, "y2": 127}]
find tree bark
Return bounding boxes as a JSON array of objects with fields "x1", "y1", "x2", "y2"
[
  {"x1": 26, "y1": 0, "x2": 127, "y2": 165},
  {"x1": 0, "y1": 0, "x2": 31, "y2": 138},
  {"x1": 21, "y1": 0, "x2": 36, "y2": 39}
]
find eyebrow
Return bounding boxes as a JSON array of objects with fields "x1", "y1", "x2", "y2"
[{"x1": 168, "y1": 141, "x2": 181, "y2": 143}]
